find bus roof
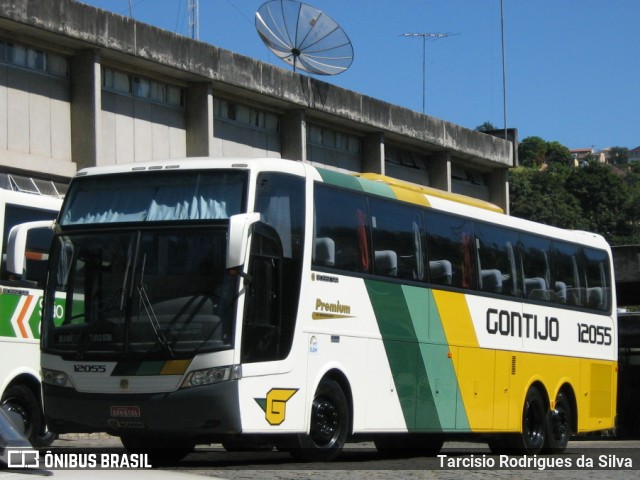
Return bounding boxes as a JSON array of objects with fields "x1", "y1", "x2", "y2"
[{"x1": 355, "y1": 172, "x2": 504, "y2": 214}]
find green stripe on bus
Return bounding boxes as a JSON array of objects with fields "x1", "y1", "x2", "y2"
[
  {"x1": 112, "y1": 361, "x2": 142, "y2": 376},
  {"x1": 406, "y1": 286, "x2": 470, "y2": 431},
  {"x1": 365, "y1": 280, "x2": 441, "y2": 431},
  {"x1": 365, "y1": 280, "x2": 470, "y2": 432},
  {"x1": 316, "y1": 168, "x2": 364, "y2": 191},
  {"x1": 317, "y1": 168, "x2": 397, "y2": 199},
  {"x1": 355, "y1": 177, "x2": 396, "y2": 199}
]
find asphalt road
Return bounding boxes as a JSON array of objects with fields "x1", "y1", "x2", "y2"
[{"x1": 36, "y1": 435, "x2": 640, "y2": 479}]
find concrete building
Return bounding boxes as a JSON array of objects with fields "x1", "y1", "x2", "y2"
[{"x1": 0, "y1": 0, "x2": 515, "y2": 210}]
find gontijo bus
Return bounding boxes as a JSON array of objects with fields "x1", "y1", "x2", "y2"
[{"x1": 40, "y1": 158, "x2": 616, "y2": 461}]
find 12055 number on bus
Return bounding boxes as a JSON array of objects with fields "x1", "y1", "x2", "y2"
[{"x1": 577, "y1": 323, "x2": 612, "y2": 345}]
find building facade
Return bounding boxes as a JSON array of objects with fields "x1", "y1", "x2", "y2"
[{"x1": 0, "y1": 0, "x2": 515, "y2": 210}]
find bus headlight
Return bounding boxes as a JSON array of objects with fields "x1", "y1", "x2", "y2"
[
  {"x1": 180, "y1": 365, "x2": 241, "y2": 388},
  {"x1": 42, "y1": 368, "x2": 72, "y2": 388}
]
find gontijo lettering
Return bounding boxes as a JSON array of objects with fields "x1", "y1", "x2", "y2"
[{"x1": 486, "y1": 308, "x2": 559, "y2": 341}]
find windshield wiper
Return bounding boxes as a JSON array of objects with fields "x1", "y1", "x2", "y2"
[{"x1": 137, "y1": 254, "x2": 174, "y2": 358}]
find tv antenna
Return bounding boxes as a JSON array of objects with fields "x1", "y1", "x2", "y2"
[
  {"x1": 255, "y1": 0, "x2": 354, "y2": 75},
  {"x1": 401, "y1": 32, "x2": 456, "y2": 113}
]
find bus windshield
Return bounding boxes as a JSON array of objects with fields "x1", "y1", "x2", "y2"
[
  {"x1": 60, "y1": 170, "x2": 246, "y2": 225},
  {"x1": 44, "y1": 227, "x2": 236, "y2": 358}
]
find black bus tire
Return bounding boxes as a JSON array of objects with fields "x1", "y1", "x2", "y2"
[
  {"x1": 544, "y1": 391, "x2": 572, "y2": 453},
  {"x1": 520, "y1": 386, "x2": 547, "y2": 454},
  {"x1": 1, "y1": 384, "x2": 42, "y2": 446},
  {"x1": 289, "y1": 379, "x2": 349, "y2": 462}
]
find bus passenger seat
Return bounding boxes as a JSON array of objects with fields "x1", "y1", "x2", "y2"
[
  {"x1": 587, "y1": 287, "x2": 604, "y2": 309},
  {"x1": 315, "y1": 237, "x2": 335, "y2": 267},
  {"x1": 554, "y1": 281, "x2": 567, "y2": 303},
  {"x1": 481, "y1": 269, "x2": 502, "y2": 293},
  {"x1": 374, "y1": 250, "x2": 398, "y2": 277},
  {"x1": 429, "y1": 260, "x2": 452, "y2": 285},
  {"x1": 525, "y1": 277, "x2": 547, "y2": 299}
]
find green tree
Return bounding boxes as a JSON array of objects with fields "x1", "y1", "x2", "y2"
[
  {"x1": 510, "y1": 136, "x2": 640, "y2": 245},
  {"x1": 509, "y1": 164, "x2": 586, "y2": 229},
  {"x1": 565, "y1": 162, "x2": 634, "y2": 243},
  {"x1": 545, "y1": 141, "x2": 573, "y2": 165},
  {"x1": 518, "y1": 136, "x2": 547, "y2": 167},
  {"x1": 475, "y1": 122, "x2": 497, "y2": 132}
]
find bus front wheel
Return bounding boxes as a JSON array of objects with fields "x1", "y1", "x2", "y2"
[
  {"x1": 289, "y1": 379, "x2": 349, "y2": 462},
  {"x1": 1, "y1": 385, "x2": 42, "y2": 446}
]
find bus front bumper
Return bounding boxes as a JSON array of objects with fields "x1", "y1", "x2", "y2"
[{"x1": 43, "y1": 380, "x2": 241, "y2": 440}]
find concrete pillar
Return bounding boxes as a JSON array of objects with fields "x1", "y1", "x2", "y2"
[
  {"x1": 429, "y1": 151, "x2": 451, "y2": 191},
  {"x1": 489, "y1": 168, "x2": 510, "y2": 214},
  {"x1": 70, "y1": 49, "x2": 101, "y2": 170},
  {"x1": 362, "y1": 132, "x2": 385, "y2": 174},
  {"x1": 281, "y1": 109, "x2": 306, "y2": 161},
  {"x1": 186, "y1": 82, "x2": 213, "y2": 157}
]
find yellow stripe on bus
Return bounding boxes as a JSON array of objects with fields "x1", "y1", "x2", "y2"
[
  {"x1": 160, "y1": 359, "x2": 192, "y2": 375},
  {"x1": 432, "y1": 290, "x2": 479, "y2": 347}
]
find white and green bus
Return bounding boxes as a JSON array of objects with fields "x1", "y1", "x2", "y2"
[
  {"x1": 0, "y1": 176, "x2": 63, "y2": 446},
  {"x1": 39, "y1": 158, "x2": 616, "y2": 461}
]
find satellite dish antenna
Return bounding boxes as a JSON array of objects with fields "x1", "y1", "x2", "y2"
[{"x1": 255, "y1": 0, "x2": 354, "y2": 75}]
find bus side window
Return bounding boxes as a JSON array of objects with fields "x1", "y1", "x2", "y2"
[
  {"x1": 474, "y1": 223, "x2": 519, "y2": 296},
  {"x1": 519, "y1": 234, "x2": 551, "y2": 301},
  {"x1": 582, "y1": 247, "x2": 611, "y2": 312},
  {"x1": 368, "y1": 197, "x2": 424, "y2": 281},
  {"x1": 425, "y1": 211, "x2": 476, "y2": 289},
  {"x1": 313, "y1": 184, "x2": 370, "y2": 273},
  {"x1": 551, "y1": 241, "x2": 582, "y2": 306}
]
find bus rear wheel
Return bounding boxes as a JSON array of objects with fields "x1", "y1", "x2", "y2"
[
  {"x1": 288, "y1": 379, "x2": 349, "y2": 462},
  {"x1": 544, "y1": 391, "x2": 572, "y2": 453},
  {"x1": 520, "y1": 386, "x2": 546, "y2": 454}
]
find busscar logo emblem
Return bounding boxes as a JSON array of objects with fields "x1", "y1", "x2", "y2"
[{"x1": 254, "y1": 388, "x2": 298, "y2": 426}]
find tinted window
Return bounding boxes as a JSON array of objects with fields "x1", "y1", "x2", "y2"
[
  {"x1": 475, "y1": 223, "x2": 519, "y2": 296},
  {"x1": 369, "y1": 197, "x2": 425, "y2": 281},
  {"x1": 314, "y1": 184, "x2": 370, "y2": 274},
  {"x1": 519, "y1": 234, "x2": 551, "y2": 300},
  {"x1": 425, "y1": 211, "x2": 476, "y2": 289},
  {"x1": 583, "y1": 247, "x2": 611, "y2": 312},
  {"x1": 551, "y1": 241, "x2": 583, "y2": 306}
]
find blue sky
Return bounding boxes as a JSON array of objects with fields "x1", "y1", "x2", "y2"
[{"x1": 79, "y1": 1, "x2": 640, "y2": 151}]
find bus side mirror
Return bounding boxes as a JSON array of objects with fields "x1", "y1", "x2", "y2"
[
  {"x1": 227, "y1": 213, "x2": 261, "y2": 271},
  {"x1": 6, "y1": 220, "x2": 54, "y2": 281}
]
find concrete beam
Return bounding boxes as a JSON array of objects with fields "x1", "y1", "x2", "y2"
[
  {"x1": 362, "y1": 133, "x2": 385, "y2": 174},
  {"x1": 0, "y1": 0, "x2": 513, "y2": 169},
  {"x1": 281, "y1": 109, "x2": 306, "y2": 161},
  {"x1": 70, "y1": 48, "x2": 100, "y2": 170},
  {"x1": 186, "y1": 82, "x2": 213, "y2": 157},
  {"x1": 429, "y1": 151, "x2": 452, "y2": 192}
]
